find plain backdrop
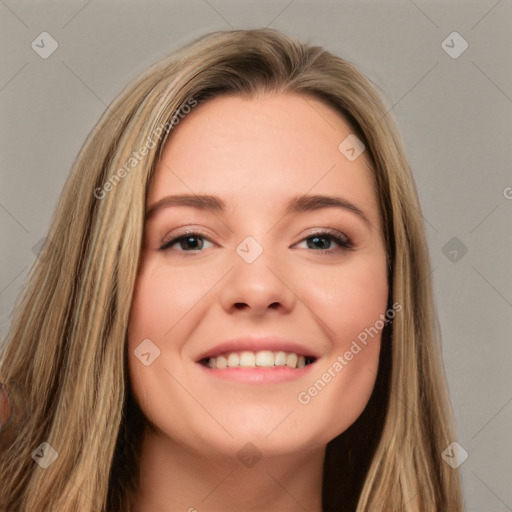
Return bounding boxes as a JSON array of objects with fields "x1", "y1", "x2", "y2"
[{"x1": 1, "y1": 1, "x2": 511, "y2": 510}]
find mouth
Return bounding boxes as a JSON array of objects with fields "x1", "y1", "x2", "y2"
[{"x1": 199, "y1": 350, "x2": 317, "y2": 369}]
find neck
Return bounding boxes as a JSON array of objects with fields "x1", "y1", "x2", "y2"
[{"x1": 132, "y1": 425, "x2": 325, "y2": 512}]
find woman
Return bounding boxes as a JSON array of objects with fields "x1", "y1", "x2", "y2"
[{"x1": 0, "y1": 28, "x2": 463, "y2": 511}]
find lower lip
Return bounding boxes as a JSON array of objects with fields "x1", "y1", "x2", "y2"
[{"x1": 196, "y1": 362, "x2": 316, "y2": 383}]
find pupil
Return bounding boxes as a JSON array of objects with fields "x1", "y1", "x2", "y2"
[
  {"x1": 182, "y1": 236, "x2": 202, "y2": 250},
  {"x1": 308, "y1": 236, "x2": 330, "y2": 250}
]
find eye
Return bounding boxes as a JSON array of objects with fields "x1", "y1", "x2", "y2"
[
  {"x1": 294, "y1": 230, "x2": 353, "y2": 254},
  {"x1": 159, "y1": 229, "x2": 353, "y2": 255},
  {"x1": 159, "y1": 231, "x2": 214, "y2": 254}
]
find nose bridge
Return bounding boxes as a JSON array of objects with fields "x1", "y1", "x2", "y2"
[{"x1": 219, "y1": 233, "x2": 295, "y2": 313}]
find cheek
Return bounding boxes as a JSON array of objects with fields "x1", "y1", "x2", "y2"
[
  {"x1": 290, "y1": 254, "x2": 388, "y2": 438},
  {"x1": 127, "y1": 266, "x2": 173, "y2": 411},
  {"x1": 128, "y1": 261, "x2": 211, "y2": 342},
  {"x1": 298, "y1": 254, "x2": 389, "y2": 344},
  {"x1": 126, "y1": 262, "x2": 218, "y2": 418}
]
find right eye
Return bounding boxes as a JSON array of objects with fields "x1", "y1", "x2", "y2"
[{"x1": 159, "y1": 231, "x2": 215, "y2": 254}]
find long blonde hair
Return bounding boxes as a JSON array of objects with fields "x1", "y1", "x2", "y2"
[{"x1": 0, "y1": 28, "x2": 463, "y2": 511}]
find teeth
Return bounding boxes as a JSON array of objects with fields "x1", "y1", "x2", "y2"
[
  {"x1": 275, "y1": 351, "x2": 287, "y2": 366},
  {"x1": 227, "y1": 353, "x2": 239, "y2": 367},
  {"x1": 286, "y1": 353, "x2": 298, "y2": 368},
  {"x1": 203, "y1": 350, "x2": 314, "y2": 369},
  {"x1": 255, "y1": 350, "x2": 274, "y2": 366},
  {"x1": 240, "y1": 351, "x2": 255, "y2": 367}
]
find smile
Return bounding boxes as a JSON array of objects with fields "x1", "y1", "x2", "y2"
[{"x1": 200, "y1": 350, "x2": 317, "y2": 369}]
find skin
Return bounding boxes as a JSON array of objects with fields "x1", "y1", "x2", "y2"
[{"x1": 127, "y1": 92, "x2": 389, "y2": 512}]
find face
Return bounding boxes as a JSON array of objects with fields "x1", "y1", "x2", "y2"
[{"x1": 127, "y1": 93, "x2": 389, "y2": 458}]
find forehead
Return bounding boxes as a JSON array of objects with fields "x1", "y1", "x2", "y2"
[{"x1": 148, "y1": 93, "x2": 380, "y2": 229}]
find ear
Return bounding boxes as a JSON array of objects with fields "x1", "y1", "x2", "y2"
[
  {"x1": 0, "y1": 381, "x2": 13, "y2": 425},
  {"x1": 0, "y1": 381, "x2": 15, "y2": 451}
]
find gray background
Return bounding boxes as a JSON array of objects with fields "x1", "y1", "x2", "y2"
[{"x1": 1, "y1": 1, "x2": 511, "y2": 510}]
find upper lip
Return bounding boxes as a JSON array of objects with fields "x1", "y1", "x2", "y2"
[{"x1": 195, "y1": 335, "x2": 321, "y2": 362}]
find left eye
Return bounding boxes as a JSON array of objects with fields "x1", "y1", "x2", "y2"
[
  {"x1": 159, "y1": 230, "x2": 352, "y2": 254},
  {"x1": 295, "y1": 231, "x2": 352, "y2": 252}
]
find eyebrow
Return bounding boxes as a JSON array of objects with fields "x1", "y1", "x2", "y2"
[{"x1": 145, "y1": 193, "x2": 371, "y2": 226}]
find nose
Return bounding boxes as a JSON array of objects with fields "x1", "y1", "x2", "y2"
[{"x1": 218, "y1": 246, "x2": 297, "y2": 316}]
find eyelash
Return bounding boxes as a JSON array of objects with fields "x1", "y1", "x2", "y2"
[{"x1": 158, "y1": 229, "x2": 353, "y2": 256}]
